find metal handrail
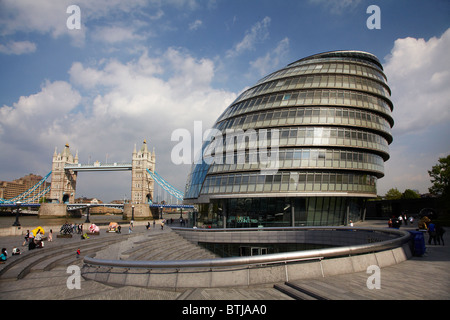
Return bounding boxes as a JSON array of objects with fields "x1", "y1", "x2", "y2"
[{"x1": 83, "y1": 227, "x2": 411, "y2": 270}]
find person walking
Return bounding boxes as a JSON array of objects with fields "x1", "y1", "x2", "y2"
[
  {"x1": 23, "y1": 230, "x2": 30, "y2": 246},
  {"x1": 48, "y1": 229, "x2": 53, "y2": 242},
  {"x1": 428, "y1": 221, "x2": 437, "y2": 245},
  {"x1": 436, "y1": 224, "x2": 445, "y2": 246},
  {"x1": 76, "y1": 248, "x2": 81, "y2": 259}
]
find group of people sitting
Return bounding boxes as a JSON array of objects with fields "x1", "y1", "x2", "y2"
[
  {"x1": 23, "y1": 228, "x2": 47, "y2": 250},
  {"x1": 0, "y1": 247, "x2": 21, "y2": 263}
]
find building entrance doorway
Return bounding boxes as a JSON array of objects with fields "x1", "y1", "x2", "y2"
[{"x1": 240, "y1": 246, "x2": 268, "y2": 256}]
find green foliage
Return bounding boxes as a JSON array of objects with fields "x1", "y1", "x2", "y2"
[
  {"x1": 402, "y1": 189, "x2": 420, "y2": 199},
  {"x1": 428, "y1": 154, "x2": 450, "y2": 197},
  {"x1": 385, "y1": 188, "x2": 402, "y2": 200}
]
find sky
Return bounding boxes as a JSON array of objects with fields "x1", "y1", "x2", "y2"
[{"x1": 0, "y1": 0, "x2": 449, "y2": 202}]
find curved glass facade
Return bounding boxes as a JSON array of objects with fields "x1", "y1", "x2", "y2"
[{"x1": 184, "y1": 51, "x2": 393, "y2": 227}]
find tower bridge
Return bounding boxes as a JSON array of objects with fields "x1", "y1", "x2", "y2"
[{"x1": 0, "y1": 141, "x2": 191, "y2": 219}]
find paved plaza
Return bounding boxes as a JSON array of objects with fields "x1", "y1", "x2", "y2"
[{"x1": 0, "y1": 218, "x2": 448, "y2": 301}]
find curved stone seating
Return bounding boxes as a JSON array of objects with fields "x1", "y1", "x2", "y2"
[{"x1": 82, "y1": 226, "x2": 412, "y2": 290}]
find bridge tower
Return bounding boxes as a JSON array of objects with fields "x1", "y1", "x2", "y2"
[
  {"x1": 49, "y1": 143, "x2": 78, "y2": 204},
  {"x1": 124, "y1": 140, "x2": 156, "y2": 219},
  {"x1": 131, "y1": 140, "x2": 155, "y2": 204},
  {"x1": 39, "y1": 143, "x2": 78, "y2": 218}
]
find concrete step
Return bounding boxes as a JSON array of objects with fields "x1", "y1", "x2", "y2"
[
  {"x1": 283, "y1": 281, "x2": 330, "y2": 300},
  {"x1": 174, "y1": 246, "x2": 217, "y2": 261},
  {"x1": 32, "y1": 243, "x2": 107, "y2": 272},
  {"x1": 130, "y1": 232, "x2": 217, "y2": 261},
  {"x1": 1, "y1": 234, "x2": 132, "y2": 280},
  {"x1": 284, "y1": 279, "x2": 369, "y2": 300},
  {"x1": 121, "y1": 232, "x2": 181, "y2": 260},
  {"x1": 273, "y1": 283, "x2": 318, "y2": 300}
]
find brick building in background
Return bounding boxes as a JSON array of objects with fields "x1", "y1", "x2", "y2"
[{"x1": 0, "y1": 174, "x2": 51, "y2": 203}]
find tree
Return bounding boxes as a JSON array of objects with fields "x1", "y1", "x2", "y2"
[
  {"x1": 385, "y1": 188, "x2": 402, "y2": 200},
  {"x1": 428, "y1": 155, "x2": 450, "y2": 197},
  {"x1": 402, "y1": 189, "x2": 420, "y2": 199}
]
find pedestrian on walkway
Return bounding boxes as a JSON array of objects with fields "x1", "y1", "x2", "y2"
[
  {"x1": 428, "y1": 221, "x2": 437, "y2": 245},
  {"x1": 436, "y1": 224, "x2": 445, "y2": 246},
  {"x1": 48, "y1": 229, "x2": 53, "y2": 242},
  {"x1": 23, "y1": 230, "x2": 30, "y2": 246},
  {"x1": 128, "y1": 224, "x2": 133, "y2": 234},
  {"x1": 76, "y1": 248, "x2": 81, "y2": 259},
  {"x1": 161, "y1": 221, "x2": 164, "y2": 230}
]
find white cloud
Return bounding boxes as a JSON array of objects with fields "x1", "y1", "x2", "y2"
[
  {"x1": 0, "y1": 48, "x2": 237, "y2": 195},
  {"x1": 0, "y1": 0, "x2": 178, "y2": 47},
  {"x1": 189, "y1": 19, "x2": 203, "y2": 31},
  {"x1": 309, "y1": 0, "x2": 361, "y2": 14},
  {"x1": 226, "y1": 16, "x2": 271, "y2": 58},
  {"x1": 0, "y1": 41, "x2": 37, "y2": 55},
  {"x1": 69, "y1": 49, "x2": 236, "y2": 191},
  {"x1": 0, "y1": 80, "x2": 82, "y2": 172},
  {"x1": 378, "y1": 28, "x2": 450, "y2": 195},
  {"x1": 384, "y1": 28, "x2": 450, "y2": 136},
  {"x1": 91, "y1": 26, "x2": 146, "y2": 44},
  {"x1": 249, "y1": 37, "x2": 290, "y2": 77},
  {"x1": 0, "y1": 0, "x2": 87, "y2": 46}
]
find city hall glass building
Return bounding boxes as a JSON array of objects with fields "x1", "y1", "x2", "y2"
[{"x1": 184, "y1": 51, "x2": 393, "y2": 228}]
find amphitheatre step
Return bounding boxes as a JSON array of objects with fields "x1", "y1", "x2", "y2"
[
  {"x1": 0, "y1": 233, "x2": 135, "y2": 280},
  {"x1": 273, "y1": 283, "x2": 318, "y2": 300},
  {"x1": 124, "y1": 232, "x2": 219, "y2": 261},
  {"x1": 283, "y1": 281, "x2": 330, "y2": 300},
  {"x1": 283, "y1": 279, "x2": 368, "y2": 300},
  {"x1": 32, "y1": 243, "x2": 107, "y2": 272}
]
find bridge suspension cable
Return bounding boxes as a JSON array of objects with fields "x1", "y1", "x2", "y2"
[
  {"x1": 0, "y1": 169, "x2": 184, "y2": 206},
  {"x1": 146, "y1": 169, "x2": 184, "y2": 201},
  {"x1": 0, "y1": 171, "x2": 52, "y2": 204}
]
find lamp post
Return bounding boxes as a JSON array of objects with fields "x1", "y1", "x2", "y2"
[
  {"x1": 12, "y1": 201, "x2": 21, "y2": 226},
  {"x1": 85, "y1": 204, "x2": 90, "y2": 223},
  {"x1": 131, "y1": 205, "x2": 135, "y2": 221}
]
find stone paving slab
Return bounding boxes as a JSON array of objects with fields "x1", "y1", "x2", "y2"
[
  {"x1": 287, "y1": 245, "x2": 449, "y2": 300},
  {"x1": 0, "y1": 220, "x2": 449, "y2": 300}
]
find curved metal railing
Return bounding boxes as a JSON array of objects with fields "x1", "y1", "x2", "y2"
[{"x1": 83, "y1": 226, "x2": 412, "y2": 270}]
